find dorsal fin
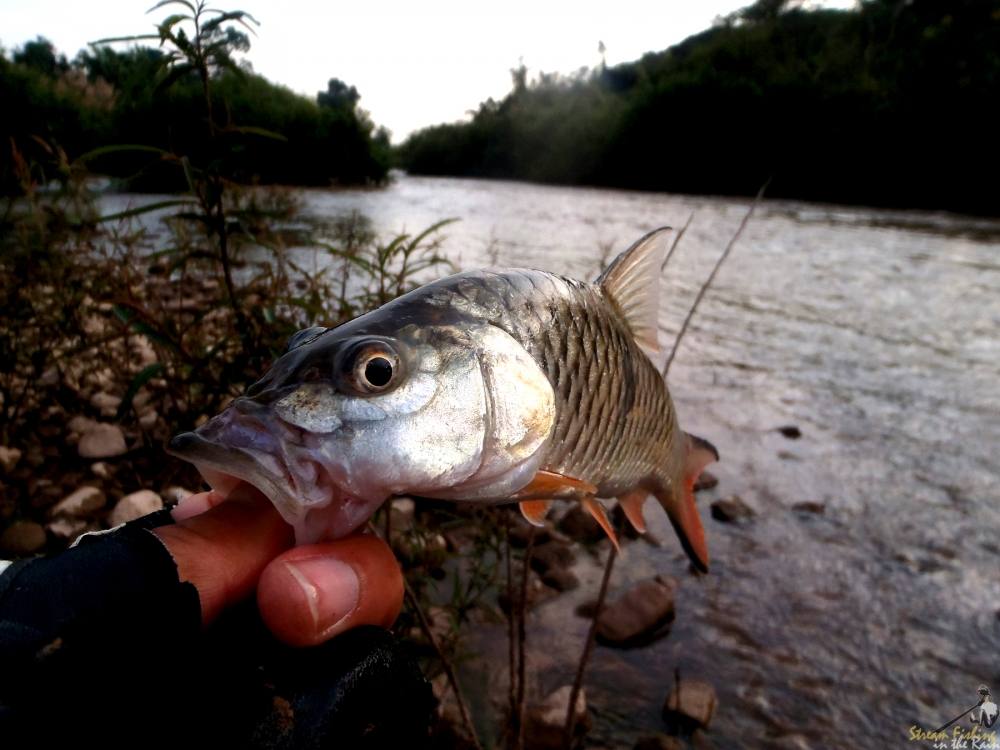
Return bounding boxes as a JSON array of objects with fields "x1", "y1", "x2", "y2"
[{"x1": 596, "y1": 227, "x2": 672, "y2": 358}]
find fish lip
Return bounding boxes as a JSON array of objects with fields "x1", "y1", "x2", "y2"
[{"x1": 167, "y1": 411, "x2": 343, "y2": 533}]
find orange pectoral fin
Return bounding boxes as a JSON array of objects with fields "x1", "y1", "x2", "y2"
[
  {"x1": 583, "y1": 497, "x2": 620, "y2": 552},
  {"x1": 519, "y1": 500, "x2": 552, "y2": 527},
  {"x1": 617, "y1": 490, "x2": 648, "y2": 534},
  {"x1": 512, "y1": 470, "x2": 598, "y2": 502}
]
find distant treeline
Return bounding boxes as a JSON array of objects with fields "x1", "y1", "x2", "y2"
[
  {"x1": 1, "y1": 38, "x2": 390, "y2": 193},
  {"x1": 399, "y1": 0, "x2": 1000, "y2": 215}
]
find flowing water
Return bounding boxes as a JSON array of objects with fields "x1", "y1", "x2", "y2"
[
  {"x1": 292, "y1": 176, "x2": 1000, "y2": 749},
  {"x1": 121, "y1": 175, "x2": 1000, "y2": 747}
]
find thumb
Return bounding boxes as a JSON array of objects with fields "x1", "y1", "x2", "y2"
[{"x1": 153, "y1": 486, "x2": 294, "y2": 625}]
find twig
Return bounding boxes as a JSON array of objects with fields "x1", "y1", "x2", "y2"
[
  {"x1": 505, "y1": 515, "x2": 517, "y2": 746},
  {"x1": 660, "y1": 211, "x2": 694, "y2": 272},
  {"x1": 562, "y1": 545, "x2": 617, "y2": 749},
  {"x1": 403, "y1": 577, "x2": 483, "y2": 750},
  {"x1": 515, "y1": 526, "x2": 536, "y2": 750},
  {"x1": 368, "y1": 522, "x2": 482, "y2": 750},
  {"x1": 662, "y1": 181, "x2": 769, "y2": 377}
]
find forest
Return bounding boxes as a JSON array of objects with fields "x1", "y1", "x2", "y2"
[
  {"x1": 399, "y1": 0, "x2": 1000, "y2": 214},
  {"x1": 0, "y1": 32, "x2": 391, "y2": 193}
]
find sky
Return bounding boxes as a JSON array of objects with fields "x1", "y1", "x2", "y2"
[{"x1": 1, "y1": 0, "x2": 855, "y2": 142}]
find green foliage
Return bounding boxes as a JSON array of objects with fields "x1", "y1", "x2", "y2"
[
  {"x1": 400, "y1": 0, "x2": 1000, "y2": 214},
  {"x1": 0, "y1": 11, "x2": 390, "y2": 194}
]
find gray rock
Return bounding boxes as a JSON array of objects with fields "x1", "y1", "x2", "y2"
[
  {"x1": 109, "y1": 490, "x2": 163, "y2": 526},
  {"x1": 90, "y1": 461, "x2": 113, "y2": 479},
  {"x1": 138, "y1": 410, "x2": 159, "y2": 430},
  {"x1": 663, "y1": 679, "x2": 717, "y2": 731},
  {"x1": 0, "y1": 446, "x2": 22, "y2": 474},
  {"x1": 792, "y1": 501, "x2": 825, "y2": 515},
  {"x1": 635, "y1": 735, "x2": 683, "y2": 750},
  {"x1": 526, "y1": 686, "x2": 588, "y2": 749},
  {"x1": 49, "y1": 486, "x2": 106, "y2": 518},
  {"x1": 694, "y1": 471, "x2": 718, "y2": 492},
  {"x1": 67, "y1": 415, "x2": 99, "y2": 434},
  {"x1": 47, "y1": 516, "x2": 88, "y2": 542},
  {"x1": 0, "y1": 520, "x2": 46, "y2": 556},
  {"x1": 777, "y1": 425, "x2": 802, "y2": 439},
  {"x1": 78, "y1": 423, "x2": 127, "y2": 458},
  {"x1": 710, "y1": 495, "x2": 755, "y2": 523},
  {"x1": 541, "y1": 566, "x2": 580, "y2": 592},
  {"x1": 530, "y1": 541, "x2": 576, "y2": 574},
  {"x1": 597, "y1": 576, "x2": 678, "y2": 645}
]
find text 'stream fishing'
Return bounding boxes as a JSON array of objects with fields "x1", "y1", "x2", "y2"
[{"x1": 169, "y1": 228, "x2": 719, "y2": 570}]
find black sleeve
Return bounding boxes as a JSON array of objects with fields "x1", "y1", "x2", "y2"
[{"x1": 0, "y1": 513, "x2": 433, "y2": 749}]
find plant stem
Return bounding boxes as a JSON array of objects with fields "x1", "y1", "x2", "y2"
[{"x1": 515, "y1": 526, "x2": 536, "y2": 750}]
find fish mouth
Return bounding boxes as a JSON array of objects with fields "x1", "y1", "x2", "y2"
[{"x1": 167, "y1": 399, "x2": 381, "y2": 544}]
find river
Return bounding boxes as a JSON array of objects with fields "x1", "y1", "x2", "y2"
[{"x1": 117, "y1": 174, "x2": 1000, "y2": 747}]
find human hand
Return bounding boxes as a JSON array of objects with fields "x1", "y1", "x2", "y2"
[{"x1": 154, "y1": 484, "x2": 403, "y2": 646}]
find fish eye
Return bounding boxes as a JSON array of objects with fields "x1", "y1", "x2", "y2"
[{"x1": 341, "y1": 339, "x2": 401, "y2": 394}]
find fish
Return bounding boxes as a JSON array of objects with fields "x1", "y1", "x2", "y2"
[{"x1": 168, "y1": 227, "x2": 719, "y2": 571}]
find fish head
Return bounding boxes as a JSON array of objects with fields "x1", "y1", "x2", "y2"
[{"x1": 168, "y1": 305, "x2": 555, "y2": 543}]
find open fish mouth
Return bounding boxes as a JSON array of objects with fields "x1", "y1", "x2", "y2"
[{"x1": 168, "y1": 398, "x2": 379, "y2": 543}]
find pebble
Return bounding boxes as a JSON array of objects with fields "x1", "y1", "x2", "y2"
[
  {"x1": 693, "y1": 471, "x2": 718, "y2": 491},
  {"x1": 49, "y1": 486, "x2": 107, "y2": 518},
  {"x1": 597, "y1": 576, "x2": 678, "y2": 645},
  {"x1": 663, "y1": 679, "x2": 717, "y2": 731},
  {"x1": 530, "y1": 541, "x2": 576, "y2": 574},
  {"x1": 777, "y1": 425, "x2": 802, "y2": 439},
  {"x1": 791, "y1": 501, "x2": 825, "y2": 515},
  {"x1": 77, "y1": 423, "x2": 127, "y2": 458},
  {"x1": 90, "y1": 391, "x2": 122, "y2": 417},
  {"x1": 138, "y1": 410, "x2": 158, "y2": 430},
  {"x1": 526, "y1": 686, "x2": 588, "y2": 750},
  {"x1": 109, "y1": 490, "x2": 163, "y2": 526},
  {"x1": 90, "y1": 462, "x2": 113, "y2": 479},
  {"x1": 47, "y1": 516, "x2": 88, "y2": 542},
  {"x1": 0, "y1": 446, "x2": 22, "y2": 474},
  {"x1": 710, "y1": 495, "x2": 755, "y2": 523},
  {"x1": 67, "y1": 415, "x2": 99, "y2": 434},
  {"x1": 0, "y1": 520, "x2": 47, "y2": 556}
]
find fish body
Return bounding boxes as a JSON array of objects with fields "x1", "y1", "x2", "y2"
[{"x1": 169, "y1": 229, "x2": 717, "y2": 570}]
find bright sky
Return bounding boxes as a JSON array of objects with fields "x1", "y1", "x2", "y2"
[{"x1": 1, "y1": 0, "x2": 855, "y2": 142}]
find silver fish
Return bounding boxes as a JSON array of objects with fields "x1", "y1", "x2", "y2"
[{"x1": 169, "y1": 228, "x2": 718, "y2": 570}]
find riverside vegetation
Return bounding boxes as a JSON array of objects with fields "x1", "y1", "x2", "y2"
[{"x1": 399, "y1": 0, "x2": 1000, "y2": 216}]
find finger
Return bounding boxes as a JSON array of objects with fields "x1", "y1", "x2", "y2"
[
  {"x1": 154, "y1": 485, "x2": 294, "y2": 625},
  {"x1": 170, "y1": 490, "x2": 227, "y2": 521},
  {"x1": 257, "y1": 534, "x2": 403, "y2": 647}
]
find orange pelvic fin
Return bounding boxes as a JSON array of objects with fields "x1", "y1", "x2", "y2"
[
  {"x1": 582, "y1": 497, "x2": 620, "y2": 552},
  {"x1": 657, "y1": 432, "x2": 719, "y2": 573},
  {"x1": 513, "y1": 470, "x2": 598, "y2": 502},
  {"x1": 518, "y1": 500, "x2": 552, "y2": 527},
  {"x1": 617, "y1": 490, "x2": 648, "y2": 534}
]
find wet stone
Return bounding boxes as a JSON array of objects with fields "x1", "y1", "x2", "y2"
[
  {"x1": 49, "y1": 486, "x2": 106, "y2": 518},
  {"x1": 1, "y1": 520, "x2": 47, "y2": 556},
  {"x1": 109, "y1": 490, "x2": 163, "y2": 527},
  {"x1": 777, "y1": 425, "x2": 802, "y2": 439},
  {"x1": 693, "y1": 471, "x2": 718, "y2": 492},
  {"x1": 541, "y1": 566, "x2": 579, "y2": 592},
  {"x1": 530, "y1": 541, "x2": 576, "y2": 574},
  {"x1": 710, "y1": 495, "x2": 755, "y2": 523},
  {"x1": 791, "y1": 501, "x2": 825, "y2": 515},
  {"x1": 597, "y1": 576, "x2": 678, "y2": 646},
  {"x1": 526, "y1": 686, "x2": 589, "y2": 750},
  {"x1": 662, "y1": 679, "x2": 717, "y2": 732},
  {"x1": 557, "y1": 505, "x2": 605, "y2": 544},
  {"x1": 47, "y1": 516, "x2": 88, "y2": 542}
]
